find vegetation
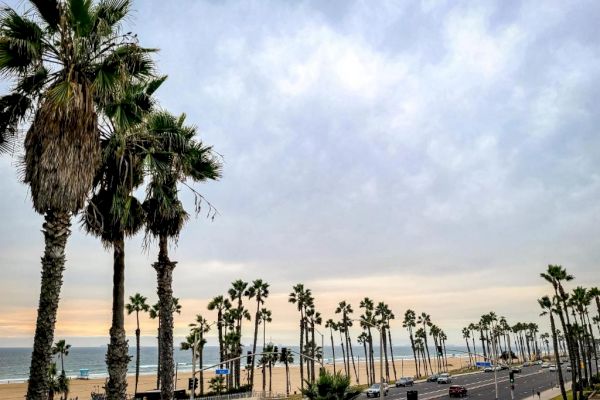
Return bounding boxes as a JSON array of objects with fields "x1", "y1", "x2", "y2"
[
  {"x1": 126, "y1": 293, "x2": 150, "y2": 394},
  {"x1": 302, "y1": 370, "x2": 361, "y2": 400}
]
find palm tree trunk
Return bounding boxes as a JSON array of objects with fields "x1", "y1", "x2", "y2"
[
  {"x1": 199, "y1": 345, "x2": 204, "y2": 396},
  {"x1": 347, "y1": 330, "x2": 359, "y2": 382},
  {"x1": 381, "y1": 326, "x2": 389, "y2": 381},
  {"x1": 268, "y1": 360, "x2": 272, "y2": 393},
  {"x1": 106, "y1": 234, "x2": 129, "y2": 400},
  {"x1": 135, "y1": 324, "x2": 141, "y2": 394},
  {"x1": 299, "y1": 314, "x2": 305, "y2": 391},
  {"x1": 387, "y1": 329, "x2": 397, "y2": 381},
  {"x1": 311, "y1": 320, "x2": 316, "y2": 383},
  {"x1": 550, "y1": 312, "x2": 568, "y2": 400},
  {"x1": 367, "y1": 328, "x2": 375, "y2": 383},
  {"x1": 339, "y1": 330, "x2": 347, "y2": 376},
  {"x1": 285, "y1": 358, "x2": 290, "y2": 397},
  {"x1": 154, "y1": 234, "x2": 176, "y2": 400},
  {"x1": 362, "y1": 339, "x2": 369, "y2": 385},
  {"x1": 218, "y1": 311, "x2": 224, "y2": 367},
  {"x1": 330, "y1": 328, "x2": 336, "y2": 375},
  {"x1": 26, "y1": 211, "x2": 71, "y2": 400},
  {"x1": 423, "y1": 328, "x2": 433, "y2": 374},
  {"x1": 409, "y1": 331, "x2": 419, "y2": 377},
  {"x1": 250, "y1": 301, "x2": 260, "y2": 389},
  {"x1": 263, "y1": 322, "x2": 266, "y2": 392}
]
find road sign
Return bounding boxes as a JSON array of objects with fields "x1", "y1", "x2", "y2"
[
  {"x1": 215, "y1": 368, "x2": 230, "y2": 375},
  {"x1": 476, "y1": 361, "x2": 492, "y2": 368}
]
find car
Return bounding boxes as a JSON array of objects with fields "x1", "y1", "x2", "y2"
[
  {"x1": 395, "y1": 377, "x2": 414, "y2": 387},
  {"x1": 483, "y1": 366, "x2": 494, "y2": 372},
  {"x1": 449, "y1": 385, "x2": 468, "y2": 398},
  {"x1": 437, "y1": 373, "x2": 452, "y2": 384},
  {"x1": 500, "y1": 364, "x2": 509, "y2": 370},
  {"x1": 512, "y1": 365, "x2": 523, "y2": 373},
  {"x1": 366, "y1": 383, "x2": 389, "y2": 397},
  {"x1": 549, "y1": 365, "x2": 557, "y2": 372},
  {"x1": 427, "y1": 374, "x2": 440, "y2": 382},
  {"x1": 541, "y1": 362, "x2": 550, "y2": 368},
  {"x1": 567, "y1": 366, "x2": 572, "y2": 372},
  {"x1": 523, "y1": 361, "x2": 531, "y2": 367},
  {"x1": 534, "y1": 360, "x2": 543, "y2": 366}
]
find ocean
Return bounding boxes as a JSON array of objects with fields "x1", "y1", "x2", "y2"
[{"x1": 0, "y1": 345, "x2": 468, "y2": 383}]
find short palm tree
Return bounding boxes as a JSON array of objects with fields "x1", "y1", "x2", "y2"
[
  {"x1": 0, "y1": 2, "x2": 152, "y2": 398},
  {"x1": 51, "y1": 339, "x2": 70, "y2": 376},
  {"x1": 143, "y1": 111, "x2": 221, "y2": 398},
  {"x1": 207, "y1": 295, "x2": 231, "y2": 368},
  {"x1": 126, "y1": 293, "x2": 150, "y2": 395}
]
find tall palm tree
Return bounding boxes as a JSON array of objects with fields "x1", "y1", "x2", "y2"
[
  {"x1": 416, "y1": 313, "x2": 433, "y2": 374},
  {"x1": 289, "y1": 284, "x2": 310, "y2": 390},
  {"x1": 403, "y1": 310, "x2": 420, "y2": 377},
  {"x1": 126, "y1": 293, "x2": 150, "y2": 395},
  {"x1": 360, "y1": 298, "x2": 376, "y2": 383},
  {"x1": 189, "y1": 314, "x2": 211, "y2": 396},
  {"x1": 325, "y1": 319, "x2": 337, "y2": 375},
  {"x1": 0, "y1": 2, "x2": 152, "y2": 398},
  {"x1": 336, "y1": 301, "x2": 358, "y2": 382},
  {"x1": 83, "y1": 76, "x2": 165, "y2": 399},
  {"x1": 541, "y1": 265, "x2": 580, "y2": 399},
  {"x1": 258, "y1": 307, "x2": 272, "y2": 392},
  {"x1": 462, "y1": 328, "x2": 472, "y2": 366},
  {"x1": 245, "y1": 279, "x2": 269, "y2": 389},
  {"x1": 539, "y1": 296, "x2": 567, "y2": 400},
  {"x1": 228, "y1": 280, "x2": 249, "y2": 388},
  {"x1": 144, "y1": 111, "x2": 221, "y2": 398},
  {"x1": 207, "y1": 295, "x2": 231, "y2": 368}
]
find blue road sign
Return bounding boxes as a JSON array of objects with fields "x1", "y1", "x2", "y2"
[
  {"x1": 216, "y1": 368, "x2": 230, "y2": 375},
  {"x1": 476, "y1": 361, "x2": 492, "y2": 368}
]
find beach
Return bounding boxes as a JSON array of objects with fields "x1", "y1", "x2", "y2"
[{"x1": 0, "y1": 357, "x2": 471, "y2": 400}]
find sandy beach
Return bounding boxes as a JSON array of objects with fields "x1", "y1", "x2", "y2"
[{"x1": 0, "y1": 356, "x2": 471, "y2": 400}]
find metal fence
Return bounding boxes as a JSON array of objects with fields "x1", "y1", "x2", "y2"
[{"x1": 195, "y1": 390, "x2": 287, "y2": 400}]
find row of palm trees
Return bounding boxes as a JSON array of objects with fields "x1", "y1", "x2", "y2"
[
  {"x1": 539, "y1": 264, "x2": 600, "y2": 400},
  {"x1": 461, "y1": 314, "x2": 545, "y2": 366},
  {"x1": 402, "y1": 310, "x2": 449, "y2": 378},
  {"x1": 0, "y1": 2, "x2": 221, "y2": 399}
]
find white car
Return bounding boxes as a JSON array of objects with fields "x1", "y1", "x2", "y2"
[
  {"x1": 549, "y1": 365, "x2": 557, "y2": 372},
  {"x1": 437, "y1": 373, "x2": 452, "y2": 384},
  {"x1": 366, "y1": 383, "x2": 389, "y2": 397},
  {"x1": 541, "y1": 362, "x2": 550, "y2": 368}
]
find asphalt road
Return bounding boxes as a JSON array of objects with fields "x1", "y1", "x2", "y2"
[{"x1": 360, "y1": 365, "x2": 571, "y2": 400}]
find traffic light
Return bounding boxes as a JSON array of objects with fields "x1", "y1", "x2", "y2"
[
  {"x1": 247, "y1": 351, "x2": 252, "y2": 365},
  {"x1": 188, "y1": 377, "x2": 198, "y2": 390},
  {"x1": 280, "y1": 347, "x2": 288, "y2": 362},
  {"x1": 273, "y1": 346, "x2": 278, "y2": 355},
  {"x1": 509, "y1": 371, "x2": 515, "y2": 384}
]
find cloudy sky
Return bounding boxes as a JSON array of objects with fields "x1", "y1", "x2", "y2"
[{"x1": 1, "y1": 0, "x2": 600, "y2": 347}]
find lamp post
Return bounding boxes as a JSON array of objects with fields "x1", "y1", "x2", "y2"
[{"x1": 314, "y1": 327, "x2": 325, "y2": 367}]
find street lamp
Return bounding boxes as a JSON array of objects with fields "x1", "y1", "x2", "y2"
[{"x1": 313, "y1": 327, "x2": 325, "y2": 366}]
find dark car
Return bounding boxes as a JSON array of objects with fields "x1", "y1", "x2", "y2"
[
  {"x1": 511, "y1": 365, "x2": 523, "y2": 373},
  {"x1": 427, "y1": 373, "x2": 440, "y2": 382},
  {"x1": 395, "y1": 377, "x2": 414, "y2": 387},
  {"x1": 449, "y1": 385, "x2": 468, "y2": 398}
]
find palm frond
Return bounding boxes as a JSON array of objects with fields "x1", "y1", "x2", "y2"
[
  {"x1": 0, "y1": 8, "x2": 43, "y2": 73},
  {"x1": 68, "y1": 0, "x2": 94, "y2": 37},
  {"x1": 29, "y1": 0, "x2": 60, "y2": 31},
  {"x1": 93, "y1": 0, "x2": 130, "y2": 33},
  {"x1": 0, "y1": 93, "x2": 31, "y2": 154}
]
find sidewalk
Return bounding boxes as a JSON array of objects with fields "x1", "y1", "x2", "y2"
[{"x1": 539, "y1": 386, "x2": 561, "y2": 400}]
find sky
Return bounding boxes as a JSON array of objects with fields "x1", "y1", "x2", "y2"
[{"x1": 1, "y1": 0, "x2": 600, "y2": 348}]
